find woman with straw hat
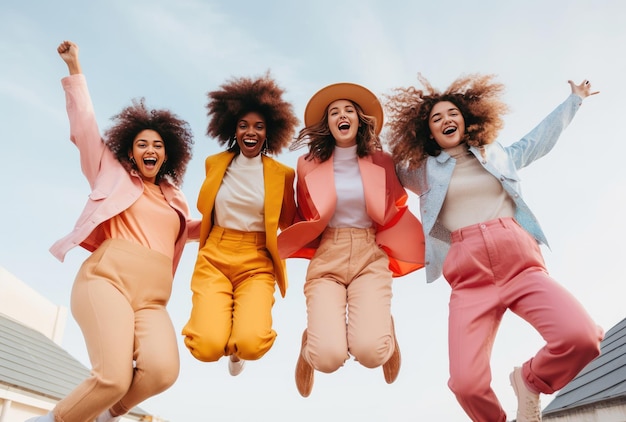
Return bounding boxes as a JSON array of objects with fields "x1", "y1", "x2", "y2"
[{"x1": 278, "y1": 82, "x2": 425, "y2": 397}]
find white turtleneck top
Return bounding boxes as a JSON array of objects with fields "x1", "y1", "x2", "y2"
[
  {"x1": 329, "y1": 145, "x2": 372, "y2": 229},
  {"x1": 214, "y1": 153, "x2": 265, "y2": 232}
]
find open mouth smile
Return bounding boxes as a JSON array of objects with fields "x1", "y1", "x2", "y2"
[
  {"x1": 143, "y1": 157, "x2": 158, "y2": 168},
  {"x1": 243, "y1": 139, "x2": 259, "y2": 147},
  {"x1": 338, "y1": 122, "x2": 350, "y2": 132}
]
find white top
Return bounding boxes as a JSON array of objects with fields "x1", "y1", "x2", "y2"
[
  {"x1": 439, "y1": 144, "x2": 515, "y2": 232},
  {"x1": 214, "y1": 153, "x2": 266, "y2": 232},
  {"x1": 329, "y1": 145, "x2": 372, "y2": 228}
]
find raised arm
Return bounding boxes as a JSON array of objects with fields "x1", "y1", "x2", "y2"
[
  {"x1": 56, "y1": 40, "x2": 110, "y2": 187},
  {"x1": 57, "y1": 40, "x2": 82, "y2": 75}
]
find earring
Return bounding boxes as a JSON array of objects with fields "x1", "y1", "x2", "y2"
[
  {"x1": 130, "y1": 157, "x2": 136, "y2": 164},
  {"x1": 262, "y1": 139, "x2": 268, "y2": 155}
]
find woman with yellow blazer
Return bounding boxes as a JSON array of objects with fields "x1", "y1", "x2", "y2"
[
  {"x1": 277, "y1": 83, "x2": 425, "y2": 397},
  {"x1": 182, "y1": 73, "x2": 299, "y2": 376}
]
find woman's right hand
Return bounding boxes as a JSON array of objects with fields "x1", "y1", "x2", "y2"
[{"x1": 57, "y1": 40, "x2": 82, "y2": 75}]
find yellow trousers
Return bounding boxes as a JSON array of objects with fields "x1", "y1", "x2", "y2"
[{"x1": 183, "y1": 226, "x2": 277, "y2": 362}]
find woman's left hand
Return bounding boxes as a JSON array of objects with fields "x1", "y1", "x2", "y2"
[{"x1": 568, "y1": 79, "x2": 600, "y2": 99}]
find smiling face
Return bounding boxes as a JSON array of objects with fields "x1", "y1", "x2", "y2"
[
  {"x1": 129, "y1": 129, "x2": 167, "y2": 184},
  {"x1": 235, "y1": 111, "x2": 267, "y2": 158},
  {"x1": 327, "y1": 99, "x2": 359, "y2": 147},
  {"x1": 428, "y1": 101, "x2": 466, "y2": 149}
]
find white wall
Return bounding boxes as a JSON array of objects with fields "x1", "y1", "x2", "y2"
[{"x1": 0, "y1": 267, "x2": 67, "y2": 345}]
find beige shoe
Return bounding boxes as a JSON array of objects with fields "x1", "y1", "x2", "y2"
[
  {"x1": 509, "y1": 366, "x2": 542, "y2": 422},
  {"x1": 295, "y1": 330, "x2": 314, "y2": 397},
  {"x1": 228, "y1": 355, "x2": 245, "y2": 376},
  {"x1": 382, "y1": 317, "x2": 401, "y2": 384}
]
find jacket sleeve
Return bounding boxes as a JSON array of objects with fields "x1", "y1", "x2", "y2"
[
  {"x1": 62, "y1": 74, "x2": 112, "y2": 189},
  {"x1": 506, "y1": 94, "x2": 582, "y2": 169}
]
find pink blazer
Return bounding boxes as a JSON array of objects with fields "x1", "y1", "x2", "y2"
[
  {"x1": 277, "y1": 150, "x2": 425, "y2": 277},
  {"x1": 49, "y1": 74, "x2": 200, "y2": 274}
]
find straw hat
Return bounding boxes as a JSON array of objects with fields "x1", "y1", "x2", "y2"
[{"x1": 303, "y1": 83, "x2": 383, "y2": 134}]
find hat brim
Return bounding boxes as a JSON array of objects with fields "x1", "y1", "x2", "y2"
[{"x1": 304, "y1": 83, "x2": 383, "y2": 135}]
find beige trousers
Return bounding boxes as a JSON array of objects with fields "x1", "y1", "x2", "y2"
[
  {"x1": 54, "y1": 239, "x2": 178, "y2": 422},
  {"x1": 302, "y1": 227, "x2": 395, "y2": 373}
]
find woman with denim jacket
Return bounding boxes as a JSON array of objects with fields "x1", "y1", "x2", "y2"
[{"x1": 385, "y1": 74, "x2": 603, "y2": 422}]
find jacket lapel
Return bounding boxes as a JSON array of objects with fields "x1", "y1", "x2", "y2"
[
  {"x1": 304, "y1": 158, "x2": 335, "y2": 220},
  {"x1": 262, "y1": 155, "x2": 283, "y2": 230},
  {"x1": 358, "y1": 157, "x2": 386, "y2": 225},
  {"x1": 198, "y1": 151, "x2": 234, "y2": 216}
]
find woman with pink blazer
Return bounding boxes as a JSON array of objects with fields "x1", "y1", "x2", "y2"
[
  {"x1": 29, "y1": 41, "x2": 200, "y2": 422},
  {"x1": 277, "y1": 83, "x2": 425, "y2": 397}
]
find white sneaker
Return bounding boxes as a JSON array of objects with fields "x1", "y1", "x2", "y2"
[
  {"x1": 228, "y1": 355, "x2": 245, "y2": 376},
  {"x1": 510, "y1": 366, "x2": 542, "y2": 422},
  {"x1": 95, "y1": 409, "x2": 121, "y2": 422},
  {"x1": 25, "y1": 413, "x2": 54, "y2": 422}
]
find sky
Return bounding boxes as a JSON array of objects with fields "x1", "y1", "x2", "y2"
[{"x1": 1, "y1": 0, "x2": 625, "y2": 421}]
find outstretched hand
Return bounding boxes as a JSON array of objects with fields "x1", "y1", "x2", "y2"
[
  {"x1": 568, "y1": 79, "x2": 599, "y2": 99},
  {"x1": 57, "y1": 40, "x2": 82, "y2": 75}
]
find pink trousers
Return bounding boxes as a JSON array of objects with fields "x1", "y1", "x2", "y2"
[
  {"x1": 54, "y1": 239, "x2": 178, "y2": 422},
  {"x1": 443, "y1": 217, "x2": 603, "y2": 422},
  {"x1": 302, "y1": 227, "x2": 396, "y2": 373}
]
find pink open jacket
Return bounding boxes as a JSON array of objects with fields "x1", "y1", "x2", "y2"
[
  {"x1": 277, "y1": 150, "x2": 425, "y2": 277},
  {"x1": 49, "y1": 74, "x2": 200, "y2": 274}
]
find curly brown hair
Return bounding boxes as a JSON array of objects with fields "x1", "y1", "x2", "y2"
[
  {"x1": 206, "y1": 71, "x2": 299, "y2": 155},
  {"x1": 385, "y1": 73, "x2": 508, "y2": 168},
  {"x1": 290, "y1": 101, "x2": 381, "y2": 162},
  {"x1": 104, "y1": 98, "x2": 194, "y2": 186}
]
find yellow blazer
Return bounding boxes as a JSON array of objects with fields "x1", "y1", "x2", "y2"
[
  {"x1": 195, "y1": 151, "x2": 296, "y2": 297},
  {"x1": 278, "y1": 150, "x2": 425, "y2": 277}
]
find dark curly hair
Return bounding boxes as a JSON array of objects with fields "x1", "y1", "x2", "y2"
[
  {"x1": 385, "y1": 73, "x2": 508, "y2": 169},
  {"x1": 290, "y1": 100, "x2": 381, "y2": 162},
  {"x1": 206, "y1": 71, "x2": 299, "y2": 155},
  {"x1": 104, "y1": 98, "x2": 194, "y2": 186}
]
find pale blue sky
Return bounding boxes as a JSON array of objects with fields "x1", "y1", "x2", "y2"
[{"x1": 1, "y1": 0, "x2": 625, "y2": 421}]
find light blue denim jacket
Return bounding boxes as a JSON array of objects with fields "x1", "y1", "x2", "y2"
[{"x1": 397, "y1": 94, "x2": 583, "y2": 283}]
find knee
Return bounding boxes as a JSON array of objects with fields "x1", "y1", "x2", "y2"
[
  {"x1": 144, "y1": 364, "x2": 180, "y2": 395},
  {"x1": 308, "y1": 344, "x2": 348, "y2": 373},
  {"x1": 231, "y1": 330, "x2": 276, "y2": 361},
  {"x1": 349, "y1": 338, "x2": 389, "y2": 369},
  {"x1": 558, "y1": 322, "x2": 603, "y2": 361},
  {"x1": 575, "y1": 323, "x2": 603, "y2": 361},
  {"x1": 96, "y1": 370, "x2": 133, "y2": 402},
  {"x1": 184, "y1": 335, "x2": 224, "y2": 362},
  {"x1": 448, "y1": 373, "x2": 489, "y2": 402}
]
